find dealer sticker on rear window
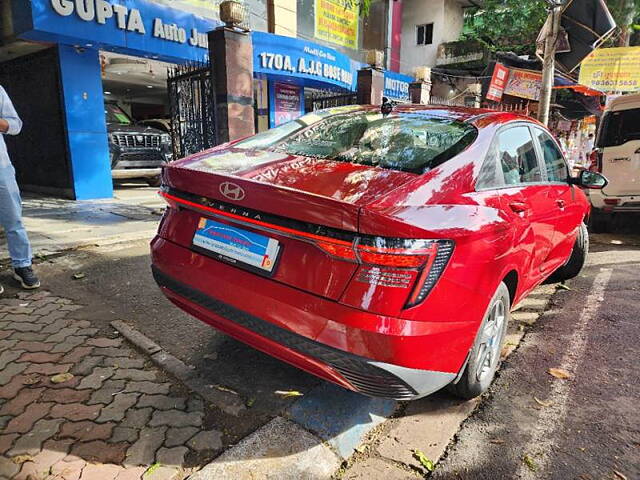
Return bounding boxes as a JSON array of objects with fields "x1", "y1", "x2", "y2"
[{"x1": 192, "y1": 218, "x2": 280, "y2": 273}]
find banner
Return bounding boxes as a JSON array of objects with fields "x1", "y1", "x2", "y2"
[
  {"x1": 504, "y1": 69, "x2": 542, "y2": 101},
  {"x1": 578, "y1": 47, "x2": 640, "y2": 93},
  {"x1": 272, "y1": 83, "x2": 303, "y2": 127},
  {"x1": 314, "y1": 0, "x2": 359, "y2": 50},
  {"x1": 383, "y1": 71, "x2": 413, "y2": 102},
  {"x1": 486, "y1": 63, "x2": 509, "y2": 102}
]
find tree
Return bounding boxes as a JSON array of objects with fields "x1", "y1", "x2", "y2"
[{"x1": 607, "y1": 0, "x2": 640, "y2": 46}]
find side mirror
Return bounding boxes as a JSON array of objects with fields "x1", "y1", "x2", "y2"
[{"x1": 570, "y1": 170, "x2": 608, "y2": 189}]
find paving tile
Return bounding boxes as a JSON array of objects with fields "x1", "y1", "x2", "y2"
[
  {"x1": 104, "y1": 357, "x2": 145, "y2": 369},
  {"x1": 112, "y1": 369, "x2": 156, "y2": 382},
  {"x1": 186, "y1": 397, "x2": 204, "y2": 413},
  {"x1": 0, "y1": 374, "x2": 31, "y2": 400},
  {"x1": 76, "y1": 328, "x2": 99, "y2": 336},
  {"x1": 125, "y1": 426, "x2": 167, "y2": 466},
  {"x1": 0, "y1": 330, "x2": 12, "y2": 340},
  {"x1": 17, "y1": 438, "x2": 74, "y2": 480},
  {"x1": 0, "y1": 349, "x2": 25, "y2": 370},
  {"x1": 97, "y1": 392, "x2": 139, "y2": 423},
  {"x1": 8, "y1": 331, "x2": 48, "y2": 342},
  {"x1": 187, "y1": 430, "x2": 223, "y2": 451},
  {"x1": 45, "y1": 326, "x2": 80, "y2": 343},
  {"x1": 51, "y1": 336, "x2": 88, "y2": 353},
  {"x1": 72, "y1": 356, "x2": 105, "y2": 376},
  {"x1": 0, "y1": 387, "x2": 44, "y2": 416},
  {"x1": 70, "y1": 440, "x2": 129, "y2": 464},
  {"x1": 14, "y1": 341, "x2": 53, "y2": 353},
  {"x1": 40, "y1": 317, "x2": 73, "y2": 334},
  {"x1": 41, "y1": 387, "x2": 92, "y2": 404},
  {"x1": 110, "y1": 426, "x2": 139, "y2": 444},
  {"x1": 156, "y1": 446, "x2": 188, "y2": 467},
  {"x1": 0, "y1": 433, "x2": 18, "y2": 455},
  {"x1": 88, "y1": 380, "x2": 127, "y2": 405},
  {"x1": 88, "y1": 337, "x2": 123, "y2": 348},
  {"x1": 142, "y1": 466, "x2": 181, "y2": 480},
  {"x1": 94, "y1": 347, "x2": 133, "y2": 358},
  {"x1": 6, "y1": 321, "x2": 43, "y2": 332},
  {"x1": 0, "y1": 415, "x2": 10, "y2": 429},
  {"x1": 50, "y1": 402, "x2": 102, "y2": 422},
  {"x1": 0, "y1": 455, "x2": 21, "y2": 479},
  {"x1": 115, "y1": 466, "x2": 147, "y2": 480},
  {"x1": 78, "y1": 464, "x2": 123, "y2": 480},
  {"x1": 77, "y1": 367, "x2": 115, "y2": 390},
  {"x1": 50, "y1": 459, "x2": 87, "y2": 480},
  {"x1": 341, "y1": 457, "x2": 415, "y2": 480},
  {"x1": 124, "y1": 381, "x2": 171, "y2": 395},
  {"x1": 59, "y1": 421, "x2": 115, "y2": 442},
  {"x1": 60, "y1": 346, "x2": 94, "y2": 364},
  {"x1": 7, "y1": 418, "x2": 64, "y2": 456},
  {"x1": 137, "y1": 395, "x2": 186, "y2": 411},
  {"x1": 121, "y1": 407, "x2": 153, "y2": 429},
  {"x1": 0, "y1": 339, "x2": 18, "y2": 353},
  {"x1": 0, "y1": 362, "x2": 28, "y2": 386},
  {"x1": 25, "y1": 362, "x2": 72, "y2": 376},
  {"x1": 4, "y1": 402, "x2": 53, "y2": 433},
  {"x1": 18, "y1": 351, "x2": 63, "y2": 364},
  {"x1": 149, "y1": 409, "x2": 203, "y2": 428},
  {"x1": 164, "y1": 427, "x2": 198, "y2": 448}
]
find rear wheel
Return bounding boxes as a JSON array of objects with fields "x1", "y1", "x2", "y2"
[
  {"x1": 448, "y1": 282, "x2": 510, "y2": 400},
  {"x1": 547, "y1": 223, "x2": 588, "y2": 283}
]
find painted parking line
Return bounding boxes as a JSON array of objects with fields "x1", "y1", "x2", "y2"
[{"x1": 515, "y1": 268, "x2": 613, "y2": 480}]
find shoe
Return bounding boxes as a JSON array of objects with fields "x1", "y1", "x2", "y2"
[{"x1": 13, "y1": 266, "x2": 40, "y2": 289}]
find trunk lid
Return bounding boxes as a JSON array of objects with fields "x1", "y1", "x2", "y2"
[{"x1": 161, "y1": 147, "x2": 419, "y2": 304}]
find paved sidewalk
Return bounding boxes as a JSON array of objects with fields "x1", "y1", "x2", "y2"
[
  {"x1": 0, "y1": 187, "x2": 164, "y2": 264},
  {"x1": 0, "y1": 290, "x2": 221, "y2": 480}
]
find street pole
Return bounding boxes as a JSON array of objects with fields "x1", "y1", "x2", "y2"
[{"x1": 537, "y1": 5, "x2": 563, "y2": 126}]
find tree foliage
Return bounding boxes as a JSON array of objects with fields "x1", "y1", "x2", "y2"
[{"x1": 464, "y1": 0, "x2": 640, "y2": 53}]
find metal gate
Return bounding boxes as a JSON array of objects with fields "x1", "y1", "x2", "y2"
[
  {"x1": 305, "y1": 91, "x2": 357, "y2": 112},
  {"x1": 167, "y1": 63, "x2": 216, "y2": 160}
]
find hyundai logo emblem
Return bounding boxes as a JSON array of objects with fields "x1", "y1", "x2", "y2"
[{"x1": 219, "y1": 182, "x2": 246, "y2": 201}]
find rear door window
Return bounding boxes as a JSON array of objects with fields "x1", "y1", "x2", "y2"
[
  {"x1": 497, "y1": 126, "x2": 542, "y2": 185},
  {"x1": 534, "y1": 129, "x2": 568, "y2": 182},
  {"x1": 597, "y1": 108, "x2": 640, "y2": 148}
]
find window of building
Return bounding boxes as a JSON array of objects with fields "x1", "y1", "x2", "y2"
[
  {"x1": 416, "y1": 23, "x2": 434, "y2": 46},
  {"x1": 498, "y1": 127, "x2": 542, "y2": 185}
]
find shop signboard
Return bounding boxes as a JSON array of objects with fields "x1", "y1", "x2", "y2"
[
  {"x1": 578, "y1": 47, "x2": 640, "y2": 93},
  {"x1": 383, "y1": 71, "x2": 413, "y2": 102},
  {"x1": 253, "y1": 31, "x2": 360, "y2": 91},
  {"x1": 314, "y1": 0, "x2": 359, "y2": 50},
  {"x1": 504, "y1": 69, "x2": 542, "y2": 101},
  {"x1": 17, "y1": 0, "x2": 219, "y2": 62},
  {"x1": 486, "y1": 63, "x2": 510, "y2": 102},
  {"x1": 270, "y1": 82, "x2": 304, "y2": 127}
]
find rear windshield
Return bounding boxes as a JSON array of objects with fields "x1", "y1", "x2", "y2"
[
  {"x1": 235, "y1": 111, "x2": 477, "y2": 174},
  {"x1": 597, "y1": 108, "x2": 640, "y2": 148}
]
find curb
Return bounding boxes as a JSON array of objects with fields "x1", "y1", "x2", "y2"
[{"x1": 111, "y1": 320, "x2": 398, "y2": 478}]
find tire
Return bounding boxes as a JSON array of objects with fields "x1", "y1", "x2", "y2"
[
  {"x1": 146, "y1": 176, "x2": 162, "y2": 187},
  {"x1": 547, "y1": 223, "x2": 588, "y2": 283},
  {"x1": 588, "y1": 209, "x2": 612, "y2": 233},
  {"x1": 448, "y1": 282, "x2": 510, "y2": 400}
]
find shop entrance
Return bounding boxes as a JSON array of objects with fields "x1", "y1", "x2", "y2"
[{"x1": 101, "y1": 52, "x2": 175, "y2": 188}]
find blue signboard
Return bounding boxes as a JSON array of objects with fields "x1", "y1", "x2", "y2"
[
  {"x1": 17, "y1": 0, "x2": 219, "y2": 62},
  {"x1": 253, "y1": 31, "x2": 361, "y2": 92},
  {"x1": 384, "y1": 71, "x2": 414, "y2": 102}
]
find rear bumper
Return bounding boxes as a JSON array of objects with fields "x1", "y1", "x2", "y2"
[
  {"x1": 151, "y1": 237, "x2": 465, "y2": 399},
  {"x1": 588, "y1": 190, "x2": 640, "y2": 212}
]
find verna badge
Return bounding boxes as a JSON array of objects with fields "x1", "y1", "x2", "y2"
[{"x1": 219, "y1": 182, "x2": 246, "y2": 201}]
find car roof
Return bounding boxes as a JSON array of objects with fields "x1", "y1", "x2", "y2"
[{"x1": 605, "y1": 93, "x2": 640, "y2": 112}]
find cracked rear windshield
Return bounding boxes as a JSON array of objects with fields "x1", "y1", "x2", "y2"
[{"x1": 235, "y1": 111, "x2": 477, "y2": 174}]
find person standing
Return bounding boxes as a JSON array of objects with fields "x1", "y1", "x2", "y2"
[{"x1": 0, "y1": 85, "x2": 40, "y2": 293}]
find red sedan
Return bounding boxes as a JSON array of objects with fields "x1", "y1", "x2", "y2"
[{"x1": 151, "y1": 105, "x2": 607, "y2": 400}]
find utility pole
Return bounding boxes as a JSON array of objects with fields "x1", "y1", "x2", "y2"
[{"x1": 537, "y1": 4, "x2": 563, "y2": 126}]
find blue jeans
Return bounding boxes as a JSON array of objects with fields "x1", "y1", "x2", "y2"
[{"x1": 0, "y1": 164, "x2": 32, "y2": 268}]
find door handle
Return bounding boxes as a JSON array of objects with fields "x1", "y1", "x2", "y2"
[
  {"x1": 556, "y1": 199, "x2": 566, "y2": 209},
  {"x1": 509, "y1": 201, "x2": 528, "y2": 214}
]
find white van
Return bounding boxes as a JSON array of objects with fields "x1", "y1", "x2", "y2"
[{"x1": 588, "y1": 93, "x2": 640, "y2": 232}]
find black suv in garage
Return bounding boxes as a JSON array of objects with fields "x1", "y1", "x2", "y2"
[{"x1": 106, "y1": 102, "x2": 172, "y2": 186}]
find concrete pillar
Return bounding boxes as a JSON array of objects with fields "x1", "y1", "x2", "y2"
[
  {"x1": 468, "y1": 83, "x2": 482, "y2": 108},
  {"x1": 409, "y1": 81, "x2": 432, "y2": 104},
  {"x1": 58, "y1": 45, "x2": 113, "y2": 200},
  {"x1": 208, "y1": 27, "x2": 255, "y2": 144},
  {"x1": 357, "y1": 68, "x2": 384, "y2": 105}
]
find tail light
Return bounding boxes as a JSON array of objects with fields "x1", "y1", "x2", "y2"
[
  {"x1": 319, "y1": 236, "x2": 455, "y2": 309},
  {"x1": 588, "y1": 149, "x2": 603, "y2": 173}
]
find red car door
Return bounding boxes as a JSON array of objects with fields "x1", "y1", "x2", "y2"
[
  {"x1": 533, "y1": 128, "x2": 584, "y2": 268},
  {"x1": 495, "y1": 126, "x2": 556, "y2": 277}
]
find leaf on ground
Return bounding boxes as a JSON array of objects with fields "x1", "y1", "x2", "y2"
[
  {"x1": 144, "y1": 463, "x2": 162, "y2": 478},
  {"x1": 72, "y1": 273, "x2": 85, "y2": 280},
  {"x1": 50, "y1": 373, "x2": 74, "y2": 384},
  {"x1": 548, "y1": 367, "x2": 571, "y2": 379},
  {"x1": 558, "y1": 283, "x2": 572, "y2": 291},
  {"x1": 614, "y1": 471, "x2": 628, "y2": 480},
  {"x1": 412, "y1": 449, "x2": 435, "y2": 472},
  {"x1": 523, "y1": 454, "x2": 537, "y2": 472},
  {"x1": 490, "y1": 439, "x2": 505, "y2": 444},
  {"x1": 11, "y1": 455, "x2": 32, "y2": 464},
  {"x1": 534, "y1": 396, "x2": 554, "y2": 407},
  {"x1": 246, "y1": 397, "x2": 256, "y2": 408},
  {"x1": 215, "y1": 385, "x2": 238, "y2": 395},
  {"x1": 275, "y1": 390, "x2": 304, "y2": 398},
  {"x1": 22, "y1": 374, "x2": 40, "y2": 385}
]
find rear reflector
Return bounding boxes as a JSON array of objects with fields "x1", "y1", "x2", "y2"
[{"x1": 603, "y1": 198, "x2": 620, "y2": 205}]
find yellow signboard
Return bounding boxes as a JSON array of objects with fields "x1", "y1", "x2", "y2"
[
  {"x1": 578, "y1": 47, "x2": 640, "y2": 92},
  {"x1": 315, "y1": 0, "x2": 359, "y2": 50}
]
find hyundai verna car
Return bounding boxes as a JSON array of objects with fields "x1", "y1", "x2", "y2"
[{"x1": 151, "y1": 105, "x2": 607, "y2": 400}]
